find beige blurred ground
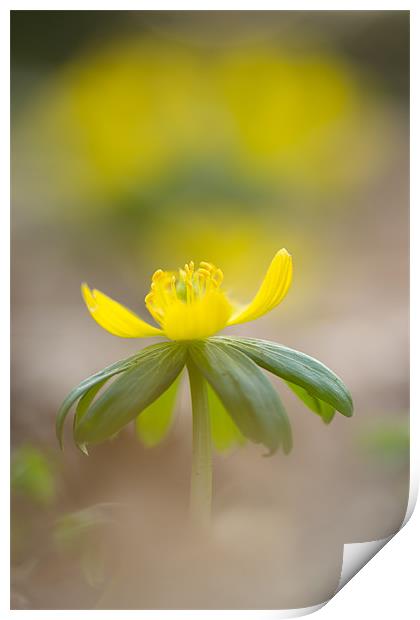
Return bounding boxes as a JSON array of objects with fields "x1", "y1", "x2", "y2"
[{"x1": 11, "y1": 11, "x2": 409, "y2": 610}]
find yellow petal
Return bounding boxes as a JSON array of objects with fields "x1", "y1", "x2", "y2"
[
  {"x1": 162, "y1": 290, "x2": 232, "y2": 340},
  {"x1": 81, "y1": 283, "x2": 163, "y2": 338},
  {"x1": 227, "y1": 249, "x2": 293, "y2": 326}
]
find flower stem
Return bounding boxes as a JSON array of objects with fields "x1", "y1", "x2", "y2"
[{"x1": 187, "y1": 359, "x2": 213, "y2": 527}]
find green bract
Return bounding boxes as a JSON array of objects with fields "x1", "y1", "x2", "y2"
[
  {"x1": 57, "y1": 336, "x2": 353, "y2": 454},
  {"x1": 213, "y1": 337, "x2": 353, "y2": 420},
  {"x1": 189, "y1": 340, "x2": 292, "y2": 455},
  {"x1": 74, "y1": 343, "x2": 186, "y2": 448},
  {"x1": 135, "y1": 376, "x2": 181, "y2": 447}
]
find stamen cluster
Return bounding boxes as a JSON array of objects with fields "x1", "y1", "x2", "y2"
[{"x1": 145, "y1": 261, "x2": 224, "y2": 324}]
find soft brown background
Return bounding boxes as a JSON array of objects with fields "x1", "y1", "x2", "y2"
[{"x1": 11, "y1": 11, "x2": 409, "y2": 609}]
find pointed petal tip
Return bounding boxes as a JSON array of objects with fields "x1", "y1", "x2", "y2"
[
  {"x1": 81, "y1": 282, "x2": 96, "y2": 310},
  {"x1": 79, "y1": 283, "x2": 164, "y2": 338},
  {"x1": 262, "y1": 436, "x2": 292, "y2": 457},
  {"x1": 77, "y1": 443, "x2": 89, "y2": 456},
  {"x1": 262, "y1": 443, "x2": 279, "y2": 457},
  {"x1": 227, "y1": 247, "x2": 293, "y2": 326}
]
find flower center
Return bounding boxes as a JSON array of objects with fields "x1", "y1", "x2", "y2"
[{"x1": 145, "y1": 261, "x2": 232, "y2": 340}]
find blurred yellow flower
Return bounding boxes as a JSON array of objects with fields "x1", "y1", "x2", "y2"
[
  {"x1": 13, "y1": 38, "x2": 387, "y2": 216},
  {"x1": 81, "y1": 248, "x2": 292, "y2": 340}
]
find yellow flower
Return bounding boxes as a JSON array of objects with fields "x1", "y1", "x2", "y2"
[
  {"x1": 81, "y1": 248, "x2": 292, "y2": 341},
  {"x1": 58, "y1": 244, "x2": 352, "y2": 527}
]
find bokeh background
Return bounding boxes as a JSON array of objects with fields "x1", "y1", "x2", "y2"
[{"x1": 11, "y1": 10, "x2": 409, "y2": 610}]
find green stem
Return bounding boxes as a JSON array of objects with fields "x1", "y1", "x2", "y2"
[{"x1": 187, "y1": 359, "x2": 213, "y2": 527}]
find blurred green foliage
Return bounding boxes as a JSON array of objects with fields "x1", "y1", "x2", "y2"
[
  {"x1": 136, "y1": 375, "x2": 181, "y2": 446},
  {"x1": 54, "y1": 504, "x2": 112, "y2": 551},
  {"x1": 208, "y1": 383, "x2": 246, "y2": 453},
  {"x1": 358, "y1": 417, "x2": 409, "y2": 464},
  {"x1": 11, "y1": 445, "x2": 57, "y2": 506},
  {"x1": 54, "y1": 504, "x2": 116, "y2": 588}
]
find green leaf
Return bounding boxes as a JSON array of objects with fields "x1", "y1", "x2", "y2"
[
  {"x1": 207, "y1": 384, "x2": 247, "y2": 452},
  {"x1": 135, "y1": 375, "x2": 181, "y2": 447},
  {"x1": 56, "y1": 349, "x2": 154, "y2": 449},
  {"x1": 74, "y1": 342, "x2": 186, "y2": 445},
  {"x1": 74, "y1": 380, "x2": 109, "y2": 454},
  {"x1": 285, "y1": 381, "x2": 335, "y2": 424},
  {"x1": 189, "y1": 340, "x2": 292, "y2": 455},
  {"x1": 214, "y1": 337, "x2": 353, "y2": 418}
]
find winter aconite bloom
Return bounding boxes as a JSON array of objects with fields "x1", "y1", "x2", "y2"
[
  {"x1": 80, "y1": 249, "x2": 292, "y2": 341},
  {"x1": 57, "y1": 248, "x2": 353, "y2": 522}
]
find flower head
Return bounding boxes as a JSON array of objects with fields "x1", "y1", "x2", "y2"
[
  {"x1": 81, "y1": 249, "x2": 292, "y2": 341},
  {"x1": 58, "y1": 247, "x2": 352, "y2": 474}
]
